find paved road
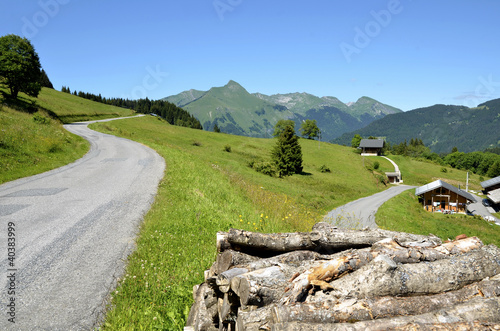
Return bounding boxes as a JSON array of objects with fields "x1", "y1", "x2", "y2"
[
  {"x1": 0, "y1": 116, "x2": 165, "y2": 330},
  {"x1": 467, "y1": 193, "x2": 500, "y2": 225},
  {"x1": 324, "y1": 185, "x2": 417, "y2": 229}
]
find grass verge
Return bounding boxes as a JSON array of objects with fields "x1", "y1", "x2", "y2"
[
  {"x1": 90, "y1": 116, "x2": 390, "y2": 330},
  {"x1": 0, "y1": 105, "x2": 88, "y2": 184},
  {"x1": 89, "y1": 116, "x2": 498, "y2": 330}
]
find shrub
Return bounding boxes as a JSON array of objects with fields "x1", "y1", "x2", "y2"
[
  {"x1": 254, "y1": 162, "x2": 276, "y2": 177},
  {"x1": 440, "y1": 167, "x2": 448, "y2": 173},
  {"x1": 223, "y1": 144, "x2": 231, "y2": 152},
  {"x1": 319, "y1": 165, "x2": 331, "y2": 173},
  {"x1": 373, "y1": 161, "x2": 380, "y2": 170},
  {"x1": 192, "y1": 141, "x2": 202, "y2": 147},
  {"x1": 33, "y1": 113, "x2": 51, "y2": 124}
]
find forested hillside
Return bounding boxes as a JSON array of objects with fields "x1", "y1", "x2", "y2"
[
  {"x1": 61, "y1": 87, "x2": 202, "y2": 129},
  {"x1": 334, "y1": 99, "x2": 500, "y2": 154}
]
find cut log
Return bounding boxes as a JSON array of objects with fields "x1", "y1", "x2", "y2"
[
  {"x1": 329, "y1": 246, "x2": 500, "y2": 300},
  {"x1": 313, "y1": 222, "x2": 442, "y2": 248},
  {"x1": 217, "y1": 268, "x2": 249, "y2": 293},
  {"x1": 215, "y1": 250, "x2": 259, "y2": 275},
  {"x1": 235, "y1": 306, "x2": 271, "y2": 331},
  {"x1": 230, "y1": 266, "x2": 292, "y2": 307},
  {"x1": 218, "y1": 227, "x2": 442, "y2": 256},
  {"x1": 186, "y1": 283, "x2": 218, "y2": 331},
  {"x1": 270, "y1": 276, "x2": 500, "y2": 324},
  {"x1": 324, "y1": 296, "x2": 500, "y2": 330},
  {"x1": 281, "y1": 237, "x2": 485, "y2": 304}
]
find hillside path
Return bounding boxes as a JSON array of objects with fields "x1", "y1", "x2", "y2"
[
  {"x1": 0, "y1": 115, "x2": 165, "y2": 330},
  {"x1": 324, "y1": 185, "x2": 416, "y2": 229}
]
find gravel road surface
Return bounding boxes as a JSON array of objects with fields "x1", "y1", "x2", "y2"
[
  {"x1": 324, "y1": 185, "x2": 416, "y2": 229},
  {"x1": 0, "y1": 116, "x2": 165, "y2": 330}
]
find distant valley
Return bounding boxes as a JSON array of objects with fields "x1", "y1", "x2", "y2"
[
  {"x1": 163, "y1": 81, "x2": 500, "y2": 154},
  {"x1": 162, "y1": 80, "x2": 402, "y2": 141},
  {"x1": 334, "y1": 98, "x2": 500, "y2": 154}
]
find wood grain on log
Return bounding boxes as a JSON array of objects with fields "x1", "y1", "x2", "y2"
[
  {"x1": 330, "y1": 246, "x2": 500, "y2": 299},
  {"x1": 230, "y1": 266, "x2": 291, "y2": 307},
  {"x1": 281, "y1": 236, "x2": 483, "y2": 304},
  {"x1": 215, "y1": 250, "x2": 259, "y2": 275},
  {"x1": 218, "y1": 227, "x2": 442, "y2": 256}
]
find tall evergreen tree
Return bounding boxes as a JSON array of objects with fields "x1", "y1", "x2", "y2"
[
  {"x1": 213, "y1": 123, "x2": 221, "y2": 133},
  {"x1": 272, "y1": 125, "x2": 303, "y2": 177}
]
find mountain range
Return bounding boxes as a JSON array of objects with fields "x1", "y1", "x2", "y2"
[
  {"x1": 162, "y1": 80, "x2": 402, "y2": 141},
  {"x1": 333, "y1": 98, "x2": 500, "y2": 154}
]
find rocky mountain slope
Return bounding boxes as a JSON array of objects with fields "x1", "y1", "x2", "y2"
[{"x1": 163, "y1": 81, "x2": 402, "y2": 140}]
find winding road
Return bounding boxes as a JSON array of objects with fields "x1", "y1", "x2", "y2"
[
  {"x1": 324, "y1": 185, "x2": 416, "y2": 229},
  {"x1": 0, "y1": 116, "x2": 165, "y2": 330}
]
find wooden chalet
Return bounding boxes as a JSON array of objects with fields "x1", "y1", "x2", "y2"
[
  {"x1": 481, "y1": 176, "x2": 500, "y2": 204},
  {"x1": 415, "y1": 180, "x2": 475, "y2": 213},
  {"x1": 358, "y1": 139, "x2": 385, "y2": 156}
]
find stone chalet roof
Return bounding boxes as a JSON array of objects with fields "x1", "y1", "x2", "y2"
[
  {"x1": 415, "y1": 180, "x2": 476, "y2": 202},
  {"x1": 358, "y1": 139, "x2": 385, "y2": 149},
  {"x1": 481, "y1": 176, "x2": 500, "y2": 190}
]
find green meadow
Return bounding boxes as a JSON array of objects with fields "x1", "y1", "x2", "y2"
[
  {"x1": 1, "y1": 90, "x2": 497, "y2": 330},
  {"x1": 88, "y1": 116, "x2": 495, "y2": 330},
  {"x1": 0, "y1": 88, "x2": 135, "y2": 184}
]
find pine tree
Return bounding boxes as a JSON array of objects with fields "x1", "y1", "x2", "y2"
[{"x1": 272, "y1": 125, "x2": 303, "y2": 177}]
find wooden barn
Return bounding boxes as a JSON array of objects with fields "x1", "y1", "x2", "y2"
[
  {"x1": 358, "y1": 139, "x2": 385, "y2": 156},
  {"x1": 415, "y1": 180, "x2": 475, "y2": 213}
]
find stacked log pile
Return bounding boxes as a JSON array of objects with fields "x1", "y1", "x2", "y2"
[{"x1": 185, "y1": 223, "x2": 500, "y2": 330}]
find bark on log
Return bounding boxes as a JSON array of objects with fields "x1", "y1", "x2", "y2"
[
  {"x1": 217, "y1": 227, "x2": 442, "y2": 256},
  {"x1": 230, "y1": 266, "x2": 293, "y2": 307},
  {"x1": 270, "y1": 276, "x2": 500, "y2": 324},
  {"x1": 235, "y1": 307, "x2": 271, "y2": 331},
  {"x1": 215, "y1": 250, "x2": 259, "y2": 275},
  {"x1": 217, "y1": 268, "x2": 249, "y2": 293},
  {"x1": 325, "y1": 297, "x2": 500, "y2": 331},
  {"x1": 186, "y1": 283, "x2": 218, "y2": 331},
  {"x1": 281, "y1": 237, "x2": 483, "y2": 304},
  {"x1": 329, "y1": 245, "x2": 500, "y2": 300}
]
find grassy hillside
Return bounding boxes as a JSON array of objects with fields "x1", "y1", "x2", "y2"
[
  {"x1": 2, "y1": 85, "x2": 495, "y2": 330},
  {"x1": 89, "y1": 116, "x2": 393, "y2": 330},
  {"x1": 0, "y1": 88, "x2": 136, "y2": 184},
  {"x1": 87, "y1": 116, "x2": 494, "y2": 330}
]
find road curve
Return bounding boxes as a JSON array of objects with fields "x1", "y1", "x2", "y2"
[
  {"x1": 324, "y1": 185, "x2": 416, "y2": 229},
  {"x1": 0, "y1": 116, "x2": 165, "y2": 330}
]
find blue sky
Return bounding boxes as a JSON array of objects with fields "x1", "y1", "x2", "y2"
[{"x1": 1, "y1": 0, "x2": 499, "y2": 111}]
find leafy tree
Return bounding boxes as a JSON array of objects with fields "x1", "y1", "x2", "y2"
[
  {"x1": 0, "y1": 34, "x2": 42, "y2": 98},
  {"x1": 351, "y1": 134, "x2": 362, "y2": 148},
  {"x1": 451, "y1": 146, "x2": 458, "y2": 153},
  {"x1": 272, "y1": 125, "x2": 303, "y2": 177},
  {"x1": 299, "y1": 119, "x2": 320, "y2": 139},
  {"x1": 487, "y1": 161, "x2": 500, "y2": 178},
  {"x1": 273, "y1": 119, "x2": 295, "y2": 137},
  {"x1": 213, "y1": 123, "x2": 221, "y2": 133}
]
